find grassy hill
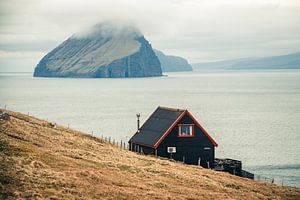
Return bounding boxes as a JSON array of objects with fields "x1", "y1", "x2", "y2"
[{"x1": 1, "y1": 109, "x2": 299, "y2": 199}]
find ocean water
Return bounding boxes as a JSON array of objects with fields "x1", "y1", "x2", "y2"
[{"x1": 0, "y1": 70, "x2": 299, "y2": 187}]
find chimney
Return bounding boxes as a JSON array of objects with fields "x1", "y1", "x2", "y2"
[{"x1": 136, "y1": 113, "x2": 140, "y2": 132}]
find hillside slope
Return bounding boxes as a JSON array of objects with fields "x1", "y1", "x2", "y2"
[{"x1": 0, "y1": 109, "x2": 299, "y2": 199}]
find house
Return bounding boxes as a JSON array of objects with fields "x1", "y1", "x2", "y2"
[{"x1": 128, "y1": 106, "x2": 218, "y2": 168}]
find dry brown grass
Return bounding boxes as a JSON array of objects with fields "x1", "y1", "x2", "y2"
[{"x1": 0, "y1": 109, "x2": 299, "y2": 200}]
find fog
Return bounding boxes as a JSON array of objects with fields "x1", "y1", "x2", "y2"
[
  {"x1": 73, "y1": 21, "x2": 142, "y2": 39},
  {"x1": 0, "y1": 0, "x2": 300, "y2": 72}
]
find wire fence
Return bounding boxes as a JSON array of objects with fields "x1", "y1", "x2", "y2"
[
  {"x1": 1, "y1": 104, "x2": 130, "y2": 149},
  {"x1": 254, "y1": 174, "x2": 289, "y2": 186},
  {"x1": 99, "y1": 135, "x2": 130, "y2": 150},
  {"x1": 255, "y1": 174, "x2": 275, "y2": 184}
]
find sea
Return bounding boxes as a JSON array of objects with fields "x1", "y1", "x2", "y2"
[{"x1": 0, "y1": 70, "x2": 299, "y2": 187}]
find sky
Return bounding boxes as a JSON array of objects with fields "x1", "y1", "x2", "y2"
[{"x1": 0, "y1": 0, "x2": 300, "y2": 72}]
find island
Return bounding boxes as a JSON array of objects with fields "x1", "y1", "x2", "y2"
[{"x1": 34, "y1": 22, "x2": 162, "y2": 78}]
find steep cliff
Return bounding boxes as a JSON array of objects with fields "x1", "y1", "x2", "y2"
[
  {"x1": 34, "y1": 22, "x2": 162, "y2": 78},
  {"x1": 154, "y1": 49, "x2": 192, "y2": 72}
]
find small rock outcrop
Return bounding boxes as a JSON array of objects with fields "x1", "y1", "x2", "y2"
[
  {"x1": 34, "y1": 22, "x2": 162, "y2": 78},
  {"x1": 0, "y1": 112, "x2": 10, "y2": 121}
]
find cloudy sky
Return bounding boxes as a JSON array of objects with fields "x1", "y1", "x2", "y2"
[{"x1": 0, "y1": 0, "x2": 300, "y2": 72}]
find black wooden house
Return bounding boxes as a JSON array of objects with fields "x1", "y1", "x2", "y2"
[{"x1": 129, "y1": 107, "x2": 218, "y2": 168}]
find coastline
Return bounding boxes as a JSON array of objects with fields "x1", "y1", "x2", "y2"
[{"x1": 1, "y1": 108, "x2": 299, "y2": 199}]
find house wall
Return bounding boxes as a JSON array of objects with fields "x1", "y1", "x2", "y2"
[{"x1": 157, "y1": 114, "x2": 215, "y2": 168}]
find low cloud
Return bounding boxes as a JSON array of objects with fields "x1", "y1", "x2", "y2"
[
  {"x1": 0, "y1": 0, "x2": 300, "y2": 71},
  {"x1": 73, "y1": 20, "x2": 142, "y2": 39},
  {"x1": 0, "y1": 51, "x2": 45, "y2": 59}
]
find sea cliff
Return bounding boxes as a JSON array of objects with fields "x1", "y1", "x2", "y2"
[{"x1": 154, "y1": 49, "x2": 193, "y2": 72}]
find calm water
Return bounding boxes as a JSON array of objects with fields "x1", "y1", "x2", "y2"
[{"x1": 0, "y1": 70, "x2": 299, "y2": 187}]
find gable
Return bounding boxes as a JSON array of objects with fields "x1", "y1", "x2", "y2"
[
  {"x1": 153, "y1": 111, "x2": 218, "y2": 148},
  {"x1": 157, "y1": 113, "x2": 218, "y2": 149},
  {"x1": 129, "y1": 107, "x2": 218, "y2": 149}
]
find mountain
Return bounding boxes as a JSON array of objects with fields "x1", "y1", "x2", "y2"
[
  {"x1": 192, "y1": 58, "x2": 251, "y2": 70},
  {"x1": 154, "y1": 49, "x2": 193, "y2": 72},
  {"x1": 1, "y1": 108, "x2": 300, "y2": 199},
  {"x1": 34, "y1": 22, "x2": 162, "y2": 78},
  {"x1": 192, "y1": 52, "x2": 300, "y2": 70}
]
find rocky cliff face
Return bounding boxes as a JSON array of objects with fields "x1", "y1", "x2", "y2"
[
  {"x1": 154, "y1": 49, "x2": 192, "y2": 72},
  {"x1": 34, "y1": 22, "x2": 162, "y2": 78}
]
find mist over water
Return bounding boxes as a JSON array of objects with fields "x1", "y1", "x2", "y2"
[{"x1": 0, "y1": 70, "x2": 299, "y2": 187}]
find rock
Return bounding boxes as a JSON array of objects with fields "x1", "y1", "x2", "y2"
[
  {"x1": 154, "y1": 49, "x2": 193, "y2": 72},
  {"x1": 0, "y1": 112, "x2": 10, "y2": 121},
  {"x1": 34, "y1": 22, "x2": 162, "y2": 78}
]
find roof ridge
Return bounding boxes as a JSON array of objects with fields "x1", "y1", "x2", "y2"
[{"x1": 158, "y1": 106, "x2": 186, "y2": 112}]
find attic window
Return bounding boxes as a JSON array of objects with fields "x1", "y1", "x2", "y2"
[{"x1": 178, "y1": 124, "x2": 194, "y2": 137}]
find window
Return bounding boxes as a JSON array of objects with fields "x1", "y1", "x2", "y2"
[{"x1": 178, "y1": 124, "x2": 194, "y2": 137}]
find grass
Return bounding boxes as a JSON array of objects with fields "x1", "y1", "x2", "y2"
[{"x1": 0, "y1": 108, "x2": 300, "y2": 199}]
